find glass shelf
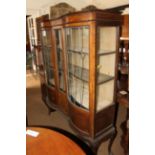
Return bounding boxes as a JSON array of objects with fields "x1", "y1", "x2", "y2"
[
  {"x1": 68, "y1": 49, "x2": 116, "y2": 56},
  {"x1": 69, "y1": 65, "x2": 114, "y2": 84},
  {"x1": 97, "y1": 73, "x2": 114, "y2": 84},
  {"x1": 68, "y1": 48, "x2": 89, "y2": 54},
  {"x1": 97, "y1": 50, "x2": 116, "y2": 56},
  {"x1": 69, "y1": 65, "x2": 89, "y2": 82}
]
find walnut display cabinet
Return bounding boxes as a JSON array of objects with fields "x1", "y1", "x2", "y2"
[{"x1": 39, "y1": 10, "x2": 122, "y2": 154}]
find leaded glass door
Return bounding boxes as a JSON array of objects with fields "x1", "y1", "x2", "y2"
[{"x1": 65, "y1": 26, "x2": 89, "y2": 110}]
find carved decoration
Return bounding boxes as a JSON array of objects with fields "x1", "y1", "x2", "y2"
[
  {"x1": 81, "y1": 5, "x2": 98, "y2": 11},
  {"x1": 50, "y1": 3, "x2": 76, "y2": 19}
]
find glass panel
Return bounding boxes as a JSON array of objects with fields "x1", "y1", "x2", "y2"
[
  {"x1": 96, "y1": 26, "x2": 117, "y2": 112},
  {"x1": 55, "y1": 29, "x2": 65, "y2": 91},
  {"x1": 47, "y1": 67, "x2": 55, "y2": 86},
  {"x1": 98, "y1": 27, "x2": 116, "y2": 54},
  {"x1": 41, "y1": 29, "x2": 55, "y2": 87},
  {"x1": 41, "y1": 30, "x2": 51, "y2": 46},
  {"x1": 96, "y1": 80, "x2": 114, "y2": 111},
  {"x1": 66, "y1": 26, "x2": 89, "y2": 110}
]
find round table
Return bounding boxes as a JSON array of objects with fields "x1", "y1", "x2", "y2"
[{"x1": 26, "y1": 127, "x2": 86, "y2": 155}]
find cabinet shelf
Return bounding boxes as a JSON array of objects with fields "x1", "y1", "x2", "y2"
[
  {"x1": 69, "y1": 65, "x2": 114, "y2": 84},
  {"x1": 69, "y1": 65, "x2": 88, "y2": 82},
  {"x1": 68, "y1": 49, "x2": 89, "y2": 55},
  {"x1": 68, "y1": 50, "x2": 115, "y2": 56},
  {"x1": 97, "y1": 50, "x2": 116, "y2": 56},
  {"x1": 97, "y1": 73, "x2": 114, "y2": 84}
]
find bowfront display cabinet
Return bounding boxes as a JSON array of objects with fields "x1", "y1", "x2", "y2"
[{"x1": 39, "y1": 10, "x2": 122, "y2": 154}]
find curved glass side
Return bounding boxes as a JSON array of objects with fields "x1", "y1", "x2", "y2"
[{"x1": 96, "y1": 26, "x2": 117, "y2": 112}]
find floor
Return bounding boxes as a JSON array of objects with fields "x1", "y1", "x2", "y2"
[{"x1": 26, "y1": 72, "x2": 127, "y2": 155}]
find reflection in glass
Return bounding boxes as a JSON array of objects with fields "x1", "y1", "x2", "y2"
[
  {"x1": 96, "y1": 27, "x2": 117, "y2": 112},
  {"x1": 66, "y1": 27, "x2": 89, "y2": 110}
]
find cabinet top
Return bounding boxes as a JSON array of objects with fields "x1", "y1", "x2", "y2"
[
  {"x1": 41, "y1": 10, "x2": 123, "y2": 28},
  {"x1": 64, "y1": 10, "x2": 122, "y2": 23}
]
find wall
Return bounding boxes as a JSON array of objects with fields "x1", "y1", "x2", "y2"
[{"x1": 27, "y1": 0, "x2": 129, "y2": 16}]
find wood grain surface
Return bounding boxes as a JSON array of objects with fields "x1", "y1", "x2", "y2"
[{"x1": 26, "y1": 127, "x2": 86, "y2": 155}]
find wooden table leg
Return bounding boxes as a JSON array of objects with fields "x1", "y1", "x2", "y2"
[{"x1": 120, "y1": 108, "x2": 129, "y2": 155}]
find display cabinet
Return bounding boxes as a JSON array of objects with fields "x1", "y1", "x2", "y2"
[
  {"x1": 64, "y1": 11, "x2": 122, "y2": 150},
  {"x1": 38, "y1": 10, "x2": 122, "y2": 154}
]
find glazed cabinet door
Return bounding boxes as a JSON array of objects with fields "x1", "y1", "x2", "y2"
[
  {"x1": 53, "y1": 28, "x2": 68, "y2": 114},
  {"x1": 65, "y1": 26, "x2": 90, "y2": 133},
  {"x1": 41, "y1": 29, "x2": 56, "y2": 88},
  {"x1": 65, "y1": 26, "x2": 89, "y2": 110}
]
